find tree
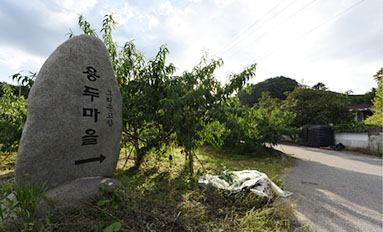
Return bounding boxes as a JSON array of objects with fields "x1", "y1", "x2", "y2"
[
  {"x1": 283, "y1": 87, "x2": 353, "y2": 127},
  {"x1": 347, "y1": 89, "x2": 376, "y2": 106},
  {"x1": 75, "y1": 15, "x2": 256, "y2": 173},
  {"x1": 201, "y1": 93, "x2": 296, "y2": 152},
  {"x1": 0, "y1": 84, "x2": 27, "y2": 154},
  {"x1": 238, "y1": 76, "x2": 298, "y2": 107},
  {"x1": 0, "y1": 81, "x2": 34, "y2": 99},
  {"x1": 10, "y1": 71, "x2": 36, "y2": 97},
  {"x1": 312, "y1": 82, "x2": 327, "y2": 90},
  {"x1": 365, "y1": 68, "x2": 383, "y2": 126},
  {"x1": 72, "y1": 15, "x2": 177, "y2": 169},
  {"x1": 166, "y1": 56, "x2": 256, "y2": 173},
  {"x1": 0, "y1": 73, "x2": 34, "y2": 155}
]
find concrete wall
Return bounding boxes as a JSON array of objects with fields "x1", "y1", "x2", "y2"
[
  {"x1": 335, "y1": 133, "x2": 369, "y2": 148},
  {"x1": 368, "y1": 130, "x2": 382, "y2": 152},
  {"x1": 335, "y1": 129, "x2": 382, "y2": 152}
]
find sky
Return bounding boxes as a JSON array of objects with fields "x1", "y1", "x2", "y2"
[{"x1": 0, "y1": 0, "x2": 382, "y2": 94}]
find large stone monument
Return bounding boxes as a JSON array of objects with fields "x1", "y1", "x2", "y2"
[
  {"x1": 0, "y1": 36, "x2": 123, "y2": 223},
  {"x1": 15, "y1": 35, "x2": 122, "y2": 190}
]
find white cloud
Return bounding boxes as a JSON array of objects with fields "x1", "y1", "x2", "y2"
[
  {"x1": 160, "y1": 1, "x2": 176, "y2": 15},
  {"x1": 40, "y1": 0, "x2": 97, "y2": 25},
  {"x1": 50, "y1": 0, "x2": 97, "y2": 13},
  {"x1": 150, "y1": 1, "x2": 270, "y2": 77},
  {"x1": 214, "y1": 0, "x2": 235, "y2": 6},
  {"x1": 0, "y1": 46, "x2": 45, "y2": 73},
  {"x1": 0, "y1": 0, "x2": 380, "y2": 93},
  {"x1": 113, "y1": 4, "x2": 134, "y2": 26},
  {"x1": 148, "y1": 16, "x2": 159, "y2": 30}
]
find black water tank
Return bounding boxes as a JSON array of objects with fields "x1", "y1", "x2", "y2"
[{"x1": 299, "y1": 125, "x2": 334, "y2": 147}]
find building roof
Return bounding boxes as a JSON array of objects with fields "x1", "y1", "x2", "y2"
[{"x1": 348, "y1": 103, "x2": 372, "y2": 111}]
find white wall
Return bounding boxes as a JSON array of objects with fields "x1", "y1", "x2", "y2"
[
  {"x1": 335, "y1": 133, "x2": 369, "y2": 148},
  {"x1": 335, "y1": 131, "x2": 382, "y2": 152}
]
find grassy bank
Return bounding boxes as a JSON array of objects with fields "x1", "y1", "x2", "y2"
[{"x1": 1, "y1": 146, "x2": 300, "y2": 231}]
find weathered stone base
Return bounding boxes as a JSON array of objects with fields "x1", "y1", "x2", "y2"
[
  {"x1": 1, "y1": 177, "x2": 120, "y2": 230},
  {"x1": 36, "y1": 176, "x2": 120, "y2": 217}
]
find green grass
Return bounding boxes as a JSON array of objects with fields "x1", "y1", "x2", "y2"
[
  {"x1": 0, "y1": 152, "x2": 15, "y2": 196},
  {"x1": 1, "y1": 146, "x2": 300, "y2": 231}
]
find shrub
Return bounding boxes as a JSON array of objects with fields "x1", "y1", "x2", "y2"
[{"x1": 0, "y1": 84, "x2": 27, "y2": 154}]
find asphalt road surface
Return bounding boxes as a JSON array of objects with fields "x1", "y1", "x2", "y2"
[{"x1": 274, "y1": 144, "x2": 382, "y2": 232}]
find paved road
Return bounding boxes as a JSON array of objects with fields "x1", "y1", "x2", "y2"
[{"x1": 274, "y1": 144, "x2": 382, "y2": 232}]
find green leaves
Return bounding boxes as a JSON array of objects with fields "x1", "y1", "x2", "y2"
[
  {"x1": 103, "y1": 222, "x2": 121, "y2": 232},
  {"x1": 70, "y1": 15, "x2": 260, "y2": 172},
  {"x1": 0, "y1": 84, "x2": 27, "y2": 153},
  {"x1": 202, "y1": 95, "x2": 296, "y2": 150},
  {"x1": 78, "y1": 15, "x2": 98, "y2": 37},
  {"x1": 365, "y1": 68, "x2": 383, "y2": 126},
  {"x1": 13, "y1": 184, "x2": 46, "y2": 221},
  {"x1": 97, "y1": 199, "x2": 112, "y2": 207},
  {"x1": 238, "y1": 76, "x2": 298, "y2": 107},
  {"x1": 0, "y1": 184, "x2": 46, "y2": 228},
  {"x1": 283, "y1": 87, "x2": 353, "y2": 127}
]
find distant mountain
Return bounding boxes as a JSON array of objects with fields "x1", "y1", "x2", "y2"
[{"x1": 238, "y1": 76, "x2": 298, "y2": 107}]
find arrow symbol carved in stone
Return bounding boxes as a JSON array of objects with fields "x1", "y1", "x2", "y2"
[{"x1": 74, "y1": 154, "x2": 106, "y2": 165}]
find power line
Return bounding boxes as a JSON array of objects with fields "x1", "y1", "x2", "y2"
[
  {"x1": 224, "y1": 0, "x2": 284, "y2": 46},
  {"x1": 257, "y1": 0, "x2": 366, "y2": 62},
  {"x1": 224, "y1": 0, "x2": 318, "y2": 61},
  {"x1": 251, "y1": 0, "x2": 318, "y2": 44},
  {"x1": 217, "y1": 0, "x2": 296, "y2": 56}
]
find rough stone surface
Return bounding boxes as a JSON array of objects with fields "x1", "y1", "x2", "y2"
[
  {"x1": 35, "y1": 177, "x2": 120, "y2": 217},
  {"x1": 15, "y1": 35, "x2": 122, "y2": 189},
  {"x1": 1, "y1": 177, "x2": 120, "y2": 230}
]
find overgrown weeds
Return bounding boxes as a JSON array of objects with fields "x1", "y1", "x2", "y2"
[
  {"x1": 1, "y1": 146, "x2": 300, "y2": 231},
  {"x1": 0, "y1": 183, "x2": 46, "y2": 231}
]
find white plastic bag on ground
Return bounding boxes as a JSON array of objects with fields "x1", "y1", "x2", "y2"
[{"x1": 198, "y1": 170, "x2": 292, "y2": 198}]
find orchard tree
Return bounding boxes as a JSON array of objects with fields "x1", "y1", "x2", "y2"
[
  {"x1": 365, "y1": 68, "x2": 383, "y2": 126},
  {"x1": 201, "y1": 93, "x2": 296, "y2": 152},
  {"x1": 75, "y1": 15, "x2": 256, "y2": 173},
  {"x1": 169, "y1": 57, "x2": 256, "y2": 173},
  {"x1": 0, "y1": 72, "x2": 34, "y2": 155},
  {"x1": 283, "y1": 87, "x2": 353, "y2": 127},
  {"x1": 0, "y1": 84, "x2": 27, "y2": 154},
  {"x1": 10, "y1": 71, "x2": 36, "y2": 97},
  {"x1": 72, "y1": 15, "x2": 177, "y2": 169}
]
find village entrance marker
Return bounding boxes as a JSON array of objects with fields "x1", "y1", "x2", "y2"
[{"x1": 11, "y1": 34, "x2": 122, "y2": 218}]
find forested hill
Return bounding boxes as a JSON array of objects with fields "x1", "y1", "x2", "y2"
[
  {"x1": 238, "y1": 76, "x2": 298, "y2": 107},
  {"x1": 238, "y1": 76, "x2": 375, "y2": 107}
]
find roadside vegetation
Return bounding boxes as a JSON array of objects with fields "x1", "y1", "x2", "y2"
[
  {"x1": 0, "y1": 14, "x2": 304, "y2": 231},
  {"x1": 0, "y1": 13, "x2": 380, "y2": 231},
  {"x1": 0, "y1": 147, "x2": 305, "y2": 231},
  {"x1": 365, "y1": 68, "x2": 383, "y2": 127}
]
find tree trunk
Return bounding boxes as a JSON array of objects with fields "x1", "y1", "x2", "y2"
[{"x1": 188, "y1": 151, "x2": 194, "y2": 175}]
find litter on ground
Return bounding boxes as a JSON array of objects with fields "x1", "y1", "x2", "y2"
[{"x1": 198, "y1": 170, "x2": 292, "y2": 198}]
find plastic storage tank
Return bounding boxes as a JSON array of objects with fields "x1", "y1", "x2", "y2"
[{"x1": 299, "y1": 125, "x2": 334, "y2": 147}]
